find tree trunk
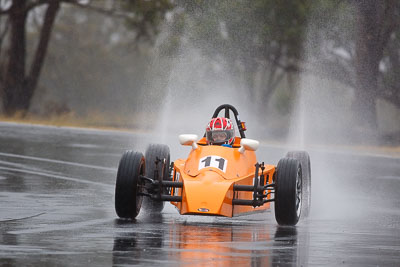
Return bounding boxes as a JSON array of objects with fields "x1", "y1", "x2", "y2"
[
  {"x1": 353, "y1": 0, "x2": 397, "y2": 132},
  {"x1": 1, "y1": 1, "x2": 60, "y2": 116},
  {"x1": 354, "y1": 1, "x2": 380, "y2": 131},
  {"x1": 25, "y1": 1, "x2": 60, "y2": 109},
  {"x1": 2, "y1": 0, "x2": 27, "y2": 115}
]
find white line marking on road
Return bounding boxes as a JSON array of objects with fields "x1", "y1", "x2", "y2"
[
  {"x1": 0, "y1": 166, "x2": 114, "y2": 189},
  {"x1": 0, "y1": 152, "x2": 116, "y2": 171},
  {"x1": 8, "y1": 218, "x2": 113, "y2": 235}
]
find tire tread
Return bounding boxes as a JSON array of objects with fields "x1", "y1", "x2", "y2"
[
  {"x1": 142, "y1": 144, "x2": 170, "y2": 212},
  {"x1": 115, "y1": 151, "x2": 144, "y2": 219},
  {"x1": 275, "y1": 157, "x2": 300, "y2": 225}
]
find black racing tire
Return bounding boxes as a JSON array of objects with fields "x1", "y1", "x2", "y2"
[
  {"x1": 274, "y1": 157, "x2": 302, "y2": 226},
  {"x1": 286, "y1": 151, "x2": 311, "y2": 218},
  {"x1": 115, "y1": 151, "x2": 145, "y2": 219},
  {"x1": 142, "y1": 144, "x2": 171, "y2": 213}
]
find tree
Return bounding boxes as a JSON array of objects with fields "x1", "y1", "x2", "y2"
[
  {"x1": 174, "y1": 0, "x2": 310, "y2": 110},
  {"x1": 289, "y1": 0, "x2": 399, "y2": 135},
  {"x1": 382, "y1": 25, "x2": 400, "y2": 109},
  {"x1": 0, "y1": 0, "x2": 174, "y2": 116},
  {"x1": 0, "y1": 0, "x2": 60, "y2": 115},
  {"x1": 353, "y1": 0, "x2": 399, "y2": 130}
]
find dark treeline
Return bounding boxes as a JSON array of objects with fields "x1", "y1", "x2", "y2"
[{"x1": 0, "y1": 0, "x2": 399, "y2": 143}]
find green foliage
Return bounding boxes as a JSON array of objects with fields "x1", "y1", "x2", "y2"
[
  {"x1": 167, "y1": 0, "x2": 315, "y2": 113},
  {"x1": 178, "y1": 0, "x2": 312, "y2": 64},
  {"x1": 274, "y1": 85, "x2": 293, "y2": 115},
  {"x1": 2, "y1": 0, "x2": 398, "y2": 132},
  {"x1": 31, "y1": 5, "x2": 151, "y2": 117},
  {"x1": 122, "y1": 0, "x2": 175, "y2": 41}
]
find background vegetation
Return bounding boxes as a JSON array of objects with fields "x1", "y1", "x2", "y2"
[{"x1": 0, "y1": 0, "x2": 399, "y2": 145}]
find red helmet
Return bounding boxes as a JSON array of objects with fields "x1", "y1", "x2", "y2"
[{"x1": 206, "y1": 117, "x2": 235, "y2": 145}]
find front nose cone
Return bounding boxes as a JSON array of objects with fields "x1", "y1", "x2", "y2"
[{"x1": 180, "y1": 171, "x2": 234, "y2": 217}]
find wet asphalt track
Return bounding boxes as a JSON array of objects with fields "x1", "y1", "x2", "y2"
[{"x1": 0, "y1": 122, "x2": 399, "y2": 266}]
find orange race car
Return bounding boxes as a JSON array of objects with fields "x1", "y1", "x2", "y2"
[{"x1": 115, "y1": 104, "x2": 311, "y2": 226}]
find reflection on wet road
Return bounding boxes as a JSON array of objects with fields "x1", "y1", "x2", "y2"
[
  {"x1": 112, "y1": 215, "x2": 305, "y2": 266},
  {"x1": 0, "y1": 122, "x2": 399, "y2": 266}
]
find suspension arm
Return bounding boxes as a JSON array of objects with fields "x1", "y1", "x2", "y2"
[{"x1": 232, "y1": 198, "x2": 275, "y2": 206}]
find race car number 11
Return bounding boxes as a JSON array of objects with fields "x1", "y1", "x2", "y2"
[{"x1": 198, "y1": 156, "x2": 228, "y2": 173}]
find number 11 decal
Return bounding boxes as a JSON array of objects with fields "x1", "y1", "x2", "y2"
[{"x1": 198, "y1": 156, "x2": 228, "y2": 172}]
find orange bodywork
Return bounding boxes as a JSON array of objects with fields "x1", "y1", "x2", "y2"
[{"x1": 171, "y1": 137, "x2": 275, "y2": 217}]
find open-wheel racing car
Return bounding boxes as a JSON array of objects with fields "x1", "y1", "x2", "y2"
[{"x1": 115, "y1": 104, "x2": 311, "y2": 225}]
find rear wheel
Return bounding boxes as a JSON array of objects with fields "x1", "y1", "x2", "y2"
[
  {"x1": 274, "y1": 157, "x2": 302, "y2": 226},
  {"x1": 115, "y1": 151, "x2": 145, "y2": 219},
  {"x1": 142, "y1": 144, "x2": 171, "y2": 213},
  {"x1": 286, "y1": 151, "x2": 311, "y2": 218}
]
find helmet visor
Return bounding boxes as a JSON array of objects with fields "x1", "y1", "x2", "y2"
[{"x1": 206, "y1": 129, "x2": 234, "y2": 144}]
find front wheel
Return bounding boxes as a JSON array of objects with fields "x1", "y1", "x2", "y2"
[
  {"x1": 142, "y1": 144, "x2": 171, "y2": 213},
  {"x1": 115, "y1": 151, "x2": 145, "y2": 219},
  {"x1": 274, "y1": 157, "x2": 302, "y2": 226},
  {"x1": 286, "y1": 151, "x2": 311, "y2": 218}
]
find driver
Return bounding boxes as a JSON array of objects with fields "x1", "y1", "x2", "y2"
[{"x1": 206, "y1": 117, "x2": 235, "y2": 147}]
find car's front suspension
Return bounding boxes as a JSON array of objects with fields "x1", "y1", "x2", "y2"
[{"x1": 232, "y1": 162, "x2": 275, "y2": 207}]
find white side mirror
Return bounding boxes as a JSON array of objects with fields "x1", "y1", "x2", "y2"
[
  {"x1": 179, "y1": 134, "x2": 199, "y2": 150},
  {"x1": 238, "y1": 138, "x2": 259, "y2": 153}
]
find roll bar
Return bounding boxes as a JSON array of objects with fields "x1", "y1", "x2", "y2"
[{"x1": 210, "y1": 104, "x2": 246, "y2": 138}]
